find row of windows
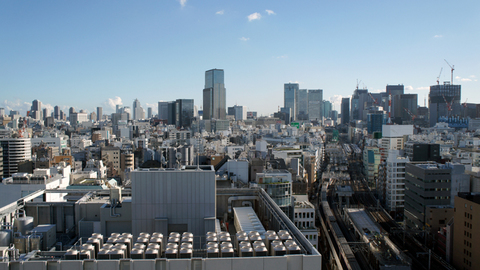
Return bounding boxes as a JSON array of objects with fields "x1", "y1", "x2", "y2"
[
  {"x1": 463, "y1": 258, "x2": 472, "y2": 267},
  {"x1": 294, "y1": 212, "x2": 314, "y2": 219},
  {"x1": 295, "y1": 221, "x2": 313, "y2": 228},
  {"x1": 464, "y1": 221, "x2": 472, "y2": 229},
  {"x1": 464, "y1": 239, "x2": 472, "y2": 248},
  {"x1": 464, "y1": 230, "x2": 472, "y2": 238},
  {"x1": 465, "y1": 212, "x2": 473, "y2": 219},
  {"x1": 464, "y1": 249, "x2": 472, "y2": 257}
]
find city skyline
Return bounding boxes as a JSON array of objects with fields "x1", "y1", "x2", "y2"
[{"x1": 1, "y1": 1, "x2": 479, "y2": 115}]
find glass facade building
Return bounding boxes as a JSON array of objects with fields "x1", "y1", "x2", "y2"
[
  {"x1": 175, "y1": 99, "x2": 194, "y2": 128},
  {"x1": 203, "y1": 69, "x2": 226, "y2": 120},
  {"x1": 307, "y1": 89, "x2": 322, "y2": 121},
  {"x1": 284, "y1": 83, "x2": 298, "y2": 122}
]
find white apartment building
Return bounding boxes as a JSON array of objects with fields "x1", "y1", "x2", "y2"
[
  {"x1": 294, "y1": 200, "x2": 318, "y2": 249},
  {"x1": 380, "y1": 125, "x2": 413, "y2": 161},
  {"x1": 31, "y1": 135, "x2": 69, "y2": 151},
  {"x1": 384, "y1": 150, "x2": 409, "y2": 214}
]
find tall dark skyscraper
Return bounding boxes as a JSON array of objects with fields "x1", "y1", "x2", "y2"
[
  {"x1": 428, "y1": 82, "x2": 461, "y2": 127},
  {"x1": 175, "y1": 99, "x2": 194, "y2": 128},
  {"x1": 307, "y1": 90, "x2": 323, "y2": 121},
  {"x1": 54, "y1": 106, "x2": 60, "y2": 120},
  {"x1": 97, "y1": 107, "x2": 103, "y2": 121},
  {"x1": 341, "y1": 97, "x2": 350, "y2": 125},
  {"x1": 203, "y1": 69, "x2": 226, "y2": 120},
  {"x1": 284, "y1": 83, "x2": 298, "y2": 122}
]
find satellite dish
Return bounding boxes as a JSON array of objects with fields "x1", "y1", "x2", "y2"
[{"x1": 175, "y1": 152, "x2": 183, "y2": 160}]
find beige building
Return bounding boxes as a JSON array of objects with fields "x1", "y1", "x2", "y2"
[
  {"x1": 101, "y1": 146, "x2": 121, "y2": 178},
  {"x1": 452, "y1": 193, "x2": 480, "y2": 270}
]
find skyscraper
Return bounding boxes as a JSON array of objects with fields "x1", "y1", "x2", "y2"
[
  {"x1": 227, "y1": 105, "x2": 247, "y2": 121},
  {"x1": 323, "y1": 100, "x2": 332, "y2": 120},
  {"x1": 30, "y1": 99, "x2": 42, "y2": 120},
  {"x1": 203, "y1": 69, "x2": 226, "y2": 120},
  {"x1": 307, "y1": 90, "x2": 323, "y2": 121},
  {"x1": 97, "y1": 107, "x2": 103, "y2": 121},
  {"x1": 296, "y1": 89, "x2": 308, "y2": 120},
  {"x1": 428, "y1": 82, "x2": 461, "y2": 127},
  {"x1": 147, "y1": 107, "x2": 152, "y2": 119},
  {"x1": 175, "y1": 99, "x2": 194, "y2": 128},
  {"x1": 284, "y1": 83, "x2": 298, "y2": 122},
  {"x1": 132, "y1": 99, "x2": 145, "y2": 120},
  {"x1": 341, "y1": 97, "x2": 350, "y2": 125},
  {"x1": 0, "y1": 138, "x2": 31, "y2": 178},
  {"x1": 54, "y1": 106, "x2": 60, "y2": 120}
]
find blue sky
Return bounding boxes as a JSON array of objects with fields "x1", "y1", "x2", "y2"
[{"x1": 1, "y1": 0, "x2": 479, "y2": 116}]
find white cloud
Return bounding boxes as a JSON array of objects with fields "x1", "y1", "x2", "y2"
[
  {"x1": 105, "y1": 96, "x2": 123, "y2": 111},
  {"x1": 329, "y1": 95, "x2": 344, "y2": 110},
  {"x1": 178, "y1": 0, "x2": 187, "y2": 8},
  {"x1": 1, "y1": 99, "x2": 30, "y2": 114},
  {"x1": 405, "y1": 85, "x2": 414, "y2": 91},
  {"x1": 266, "y1": 9, "x2": 275, "y2": 15},
  {"x1": 216, "y1": 10, "x2": 224, "y2": 15},
  {"x1": 455, "y1": 75, "x2": 475, "y2": 82},
  {"x1": 43, "y1": 103, "x2": 54, "y2": 112},
  {"x1": 145, "y1": 103, "x2": 157, "y2": 109},
  {"x1": 276, "y1": 55, "x2": 288, "y2": 59},
  {"x1": 239, "y1": 37, "x2": 249, "y2": 41},
  {"x1": 247, "y1": 12, "x2": 261, "y2": 21},
  {"x1": 434, "y1": 35, "x2": 443, "y2": 38}
]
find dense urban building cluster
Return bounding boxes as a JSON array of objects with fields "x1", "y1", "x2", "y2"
[{"x1": 0, "y1": 68, "x2": 479, "y2": 270}]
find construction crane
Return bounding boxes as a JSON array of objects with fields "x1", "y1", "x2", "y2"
[
  {"x1": 356, "y1": 79, "x2": 362, "y2": 90},
  {"x1": 442, "y1": 94, "x2": 454, "y2": 118},
  {"x1": 403, "y1": 108, "x2": 416, "y2": 122},
  {"x1": 368, "y1": 92, "x2": 379, "y2": 105},
  {"x1": 436, "y1": 67, "x2": 443, "y2": 85},
  {"x1": 462, "y1": 98, "x2": 468, "y2": 118},
  {"x1": 444, "y1": 59, "x2": 455, "y2": 84}
]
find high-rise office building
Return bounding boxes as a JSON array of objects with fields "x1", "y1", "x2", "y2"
[
  {"x1": 341, "y1": 97, "x2": 350, "y2": 125},
  {"x1": 97, "y1": 107, "x2": 103, "y2": 121},
  {"x1": 158, "y1": 101, "x2": 170, "y2": 121},
  {"x1": 54, "y1": 106, "x2": 60, "y2": 120},
  {"x1": 227, "y1": 105, "x2": 247, "y2": 121},
  {"x1": 284, "y1": 83, "x2": 299, "y2": 122},
  {"x1": 167, "y1": 102, "x2": 176, "y2": 125},
  {"x1": 133, "y1": 99, "x2": 145, "y2": 120},
  {"x1": 404, "y1": 162, "x2": 469, "y2": 231},
  {"x1": 175, "y1": 99, "x2": 194, "y2": 128},
  {"x1": 147, "y1": 107, "x2": 152, "y2": 119},
  {"x1": 323, "y1": 100, "x2": 332, "y2": 120},
  {"x1": 296, "y1": 89, "x2": 309, "y2": 120},
  {"x1": 203, "y1": 69, "x2": 226, "y2": 120},
  {"x1": 392, "y1": 94, "x2": 417, "y2": 124},
  {"x1": 42, "y1": 108, "x2": 49, "y2": 120},
  {"x1": 428, "y1": 82, "x2": 461, "y2": 127},
  {"x1": 307, "y1": 89, "x2": 322, "y2": 122},
  {"x1": 351, "y1": 88, "x2": 369, "y2": 121},
  {"x1": 0, "y1": 138, "x2": 31, "y2": 178},
  {"x1": 30, "y1": 100, "x2": 42, "y2": 120}
]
